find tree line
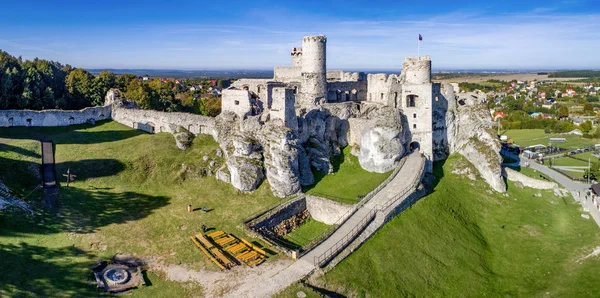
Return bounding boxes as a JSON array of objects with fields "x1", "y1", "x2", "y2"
[
  {"x1": 0, "y1": 50, "x2": 121, "y2": 110},
  {"x1": 0, "y1": 50, "x2": 221, "y2": 116},
  {"x1": 549, "y1": 70, "x2": 600, "y2": 78}
]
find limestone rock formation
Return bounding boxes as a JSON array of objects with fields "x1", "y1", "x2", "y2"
[
  {"x1": 104, "y1": 88, "x2": 122, "y2": 106},
  {"x1": 445, "y1": 92, "x2": 507, "y2": 192},
  {"x1": 357, "y1": 106, "x2": 406, "y2": 173},
  {"x1": 257, "y1": 120, "x2": 301, "y2": 197},
  {"x1": 171, "y1": 125, "x2": 195, "y2": 150},
  {"x1": 211, "y1": 103, "x2": 411, "y2": 197}
]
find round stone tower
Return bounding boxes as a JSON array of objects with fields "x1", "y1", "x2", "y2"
[
  {"x1": 300, "y1": 35, "x2": 327, "y2": 105},
  {"x1": 291, "y1": 47, "x2": 302, "y2": 67},
  {"x1": 402, "y1": 56, "x2": 431, "y2": 84}
]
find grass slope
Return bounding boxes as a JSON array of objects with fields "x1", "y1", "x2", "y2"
[
  {"x1": 304, "y1": 147, "x2": 391, "y2": 204},
  {"x1": 304, "y1": 155, "x2": 600, "y2": 297},
  {"x1": 0, "y1": 120, "x2": 284, "y2": 296}
]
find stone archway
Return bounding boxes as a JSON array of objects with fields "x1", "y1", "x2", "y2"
[{"x1": 409, "y1": 141, "x2": 420, "y2": 151}]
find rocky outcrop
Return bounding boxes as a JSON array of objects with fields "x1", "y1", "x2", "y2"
[
  {"x1": 171, "y1": 125, "x2": 194, "y2": 150},
  {"x1": 258, "y1": 120, "x2": 301, "y2": 197},
  {"x1": 212, "y1": 103, "x2": 410, "y2": 197},
  {"x1": 357, "y1": 106, "x2": 406, "y2": 173},
  {"x1": 445, "y1": 92, "x2": 506, "y2": 192}
]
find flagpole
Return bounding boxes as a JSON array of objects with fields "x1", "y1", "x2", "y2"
[{"x1": 418, "y1": 38, "x2": 420, "y2": 56}]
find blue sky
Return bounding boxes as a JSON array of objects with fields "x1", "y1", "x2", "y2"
[{"x1": 1, "y1": 0, "x2": 599, "y2": 70}]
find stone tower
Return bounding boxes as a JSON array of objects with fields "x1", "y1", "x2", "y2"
[
  {"x1": 291, "y1": 47, "x2": 302, "y2": 67},
  {"x1": 401, "y1": 56, "x2": 434, "y2": 172},
  {"x1": 300, "y1": 35, "x2": 327, "y2": 105}
]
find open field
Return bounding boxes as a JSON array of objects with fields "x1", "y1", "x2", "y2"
[
  {"x1": 503, "y1": 129, "x2": 600, "y2": 149},
  {"x1": 281, "y1": 155, "x2": 600, "y2": 297},
  {"x1": 303, "y1": 146, "x2": 391, "y2": 205},
  {"x1": 435, "y1": 73, "x2": 585, "y2": 83},
  {"x1": 0, "y1": 121, "x2": 287, "y2": 296}
]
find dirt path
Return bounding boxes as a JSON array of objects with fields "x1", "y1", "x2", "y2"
[{"x1": 147, "y1": 257, "x2": 298, "y2": 297}]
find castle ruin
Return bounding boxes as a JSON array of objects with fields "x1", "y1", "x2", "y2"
[{"x1": 221, "y1": 35, "x2": 455, "y2": 173}]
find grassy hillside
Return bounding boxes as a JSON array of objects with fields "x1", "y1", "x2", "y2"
[
  {"x1": 0, "y1": 120, "x2": 284, "y2": 296},
  {"x1": 303, "y1": 147, "x2": 391, "y2": 204},
  {"x1": 283, "y1": 155, "x2": 600, "y2": 297}
]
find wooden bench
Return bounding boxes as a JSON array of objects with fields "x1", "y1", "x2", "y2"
[
  {"x1": 215, "y1": 236, "x2": 237, "y2": 246},
  {"x1": 237, "y1": 251, "x2": 258, "y2": 262},
  {"x1": 207, "y1": 230, "x2": 225, "y2": 239},
  {"x1": 246, "y1": 257, "x2": 264, "y2": 267},
  {"x1": 190, "y1": 236, "x2": 225, "y2": 270},
  {"x1": 211, "y1": 248, "x2": 235, "y2": 268},
  {"x1": 226, "y1": 243, "x2": 247, "y2": 255},
  {"x1": 195, "y1": 234, "x2": 215, "y2": 249}
]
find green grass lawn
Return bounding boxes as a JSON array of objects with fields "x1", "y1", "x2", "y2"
[
  {"x1": 282, "y1": 218, "x2": 331, "y2": 248},
  {"x1": 504, "y1": 129, "x2": 600, "y2": 149},
  {"x1": 303, "y1": 146, "x2": 391, "y2": 205},
  {"x1": 0, "y1": 120, "x2": 286, "y2": 297},
  {"x1": 282, "y1": 155, "x2": 600, "y2": 297}
]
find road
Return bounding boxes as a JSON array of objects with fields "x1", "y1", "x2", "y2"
[{"x1": 505, "y1": 151, "x2": 600, "y2": 228}]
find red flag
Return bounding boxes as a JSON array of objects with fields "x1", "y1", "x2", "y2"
[{"x1": 419, "y1": 34, "x2": 423, "y2": 41}]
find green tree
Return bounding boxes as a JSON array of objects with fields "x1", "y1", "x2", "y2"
[
  {"x1": 65, "y1": 68, "x2": 95, "y2": 109},
  {"x1": 584, "y1": 103, "x2": 594, "y2": 112},
  {"x1": 580, "y1": 120, "x2": 593, "y2": 133},
  {"x1": 557, "y1": 106, "x2": 569, "y2": 119},
  {"x1": 90, "y1": 71, "x2": 116, "y2": 106}
]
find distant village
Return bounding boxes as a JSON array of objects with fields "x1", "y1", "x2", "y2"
[{"x1": 459, "y1": 79, "x2": 600, "y2": 133}]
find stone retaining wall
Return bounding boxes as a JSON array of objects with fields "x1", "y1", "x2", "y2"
[
  {"x1": 503, "y1": 167, "x2": 557, "y2": 189},
  {"x1": 247, "y1": 196, "x2": 307, "y2": 231},
  {"x1": 305, "y1": 195, "x2": 353, "y2": 225},
  {"x1": 0, "y1": 106, "x2": 112, "y2": 127}
]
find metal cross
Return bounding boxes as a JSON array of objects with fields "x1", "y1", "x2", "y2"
[{"x1": 62, "y1": 168, "x2": 77, "y2": 187}]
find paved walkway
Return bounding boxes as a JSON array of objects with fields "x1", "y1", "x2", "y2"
[
  {"x1": 227, "y1": 152, "x2": 425, "y2": 297},
  {"x1": 504, "y1": 152, "x2": 600, "y2": 228}
]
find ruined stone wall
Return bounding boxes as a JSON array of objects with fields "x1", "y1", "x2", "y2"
[
  {"x1": 305, "y1": 194, "x2": 353, "y2": 225},
  {"x1": 432, "y1": 82, "x2": 455, "y2": 161},
  {"x1": 231, "y1": 78, "x2": 272, "y2": 100},
  {"x1": 327, "y1": 81, "x2": 368, "y2": 102},
  {"x1": 111, "y1": 107, "x2": 215, "y2": 135},
  {"x1": 366, "y1": 74, "x2": 402, "y2": 107},
  {"x1": 327, "y1": 70, "x2": 366, "y2": 82},
  {"x1": 273, "y1": 66, "x2": 302, "y2": 82},
  {"x1": 347, "y1": 118, "x2": 370, "y2": 147},
  {"x1": 0, "y1": 106, "x2": 112, "y2": 127},
  {"x1": 270, "y1": 87, "x2": 298, "y2": 130},
  {"x1": 221, "y1": 89, "x2": 253, "y2": 119}
]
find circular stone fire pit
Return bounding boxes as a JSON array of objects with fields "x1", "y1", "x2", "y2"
[{"x1": 103, "y1": 266, "x2": 131, "y2": 285}]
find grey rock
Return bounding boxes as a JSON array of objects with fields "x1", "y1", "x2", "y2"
[
  {"x1": 227, "y1": 156, "x2": 263, "y2": 191},
  {"x1": 358, "y1": 107, "x2": 405, "y2": 173},
  {"x1": 203, "y1": 155, "x2": 209, "y2": 161},
  {"x1": 86, "y1": 118, "x2": 96, "y2": 125},
  {"x1": 216, "y1": 165, "x2": 231, "y2": 183},
  {"x1": 171, "y1": 125, "x2": 194, "y2": 150}
]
